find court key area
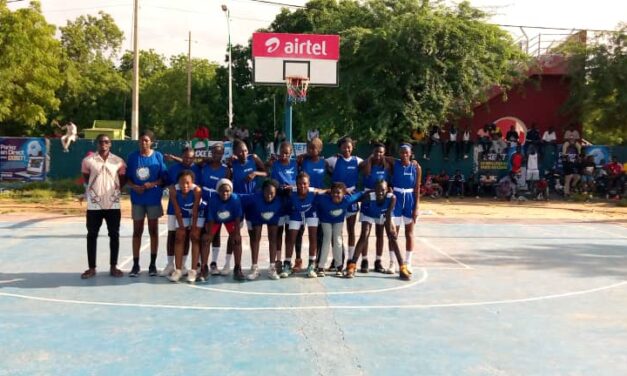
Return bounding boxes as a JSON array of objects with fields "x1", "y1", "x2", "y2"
[{"x1": 1, "y1": 214, "x2": 626, "y2": 375}]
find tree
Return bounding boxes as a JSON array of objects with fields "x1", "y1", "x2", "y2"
[
  {"x1": 561, "y1": 25, "x2": 627, "y2": 144},
  {"x1": 0, "y1": 0, "x2": 63, "y2": 136}
]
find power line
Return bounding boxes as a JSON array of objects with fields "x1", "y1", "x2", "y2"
[
  {"x1": 232, "y1": 0, "x2": 305, "y2": 8},
  {"x1": 496, "y1": 24, "x2": 614, "y2": 33}
]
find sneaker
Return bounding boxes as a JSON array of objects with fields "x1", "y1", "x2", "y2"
[
  {"x1": 247, "y1": 266, "x2": 260, "y2": 281},
  {"x1": 334, "y1": 267, "x2": 343, "y2": 277},
  {"x1": 186, "y1": 269, "x2": 197, "y2": 283},
  {"x1": 160, "y1": 263, "x2": 175, "y2": 277},
  {"x1": 326, "y1": 259, "x2": 336, "y2": 272},
  {"x1": 275, "y1": 260, "x2": 283, "y2": 275},
  {"x1": 406, "y1": 263, "x2": 413, "y2": 274},
  {"x1": 360, "y1": 259, "x2": 369, "y2": 273},
  {"x1": 374, "y1": 260, "x2": 386, "y2": 273},
  {"x1": 220, "y1": 265, "x2": 231, "y2": 276},
  {"x1": 199, "y1": 264, "x2": 209, "y2": 282},
  {"x1": 280, "y1": 263, "x2": 292, "y2": 278},
  {"x1": 268, "y1": 266, "x2": 280, "y2": 280},
  {"x1": 129, "y1": 265, "x2": 140, "y2": 278},
  {"x1": 399, "y1": 264, "x2": 411, "y2": 281},
  {"x1": 385, "y1": 262, "x2": 395, "y2": 275},
  {"x1": 293, "y1": 258, "x2": 303, "y2": 273},
  {"x1": 345, "y1": 262, "x2": 356, "y2": 278},
  {"x1": 181, "y1": 266, "x2": 188, "y2": 276},
  {"x1": 306, "y1": 264, "x2": 317, "y2": 278},
  {"x1": 148, "y1": 265, "x2": 158, "y2": 277},
  {"x1": 316, "y1": 268, "x2": 326, "y2": 278},
  {"x1": 210, "y1": 262, "x2": 220, "y2": 276},
  {"x1": 233, "y1": 266, "x2": 246, "y2": 281},
  {"x1": 168, "y1": 269, "x2": 182, "y2": 282}
]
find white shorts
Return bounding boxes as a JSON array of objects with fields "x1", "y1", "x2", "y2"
[
  {"x1": 278, "y1": 215, "x2": 289, "y2": 227},
  {"x1": 288, "y1": 217, "x2": 319, "y2": 230},
  {"x1": 167, "y1": 215, "x2": 205, "y2": 231},
  {"x1": 359, "y1": 213, "x2": 385, "y2": 225},
  {"x1": 392, "y1": 216, "x2": 414, "y2": 226},
  {"x1": 526, "y1": 169, "x2": 540, "y2": 181}
]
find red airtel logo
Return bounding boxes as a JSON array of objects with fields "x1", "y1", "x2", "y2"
[{"x1": 253, "y1": 32, "x2": 340, "y2": 60}]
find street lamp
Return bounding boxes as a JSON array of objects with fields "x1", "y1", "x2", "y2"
[{"x1": 221, "y1": 4, "x2": 233, "y2": 129}]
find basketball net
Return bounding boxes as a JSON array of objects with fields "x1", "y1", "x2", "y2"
[{"x1": 286, "y1": 75, "x2": 309, "y2": 103}]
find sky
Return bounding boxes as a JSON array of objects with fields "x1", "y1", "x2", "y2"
[{"x1": 7, "y1": 0, "x2": 626, "y2": 64}]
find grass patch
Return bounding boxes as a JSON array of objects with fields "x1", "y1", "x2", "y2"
[{"x1": 0, "y1": 179, "x2": 83, "y2": 202}]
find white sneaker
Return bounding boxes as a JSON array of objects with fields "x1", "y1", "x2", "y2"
[
  {"x1": 186, "y1": 269, "x2": 197, "y2": 283},
  {"x1": 168, "y1": 269, "x2": 182, "y2": 282},
  {"x1": 268, "y1": 266, "x2": 280, "y2": 280},
  {"x1": 247, "y1": 266, "x2": 260, "y2": 281},
  {"x1": 386, "y1": 262, "x2": 396, "y2": 274},
  {"x1": 210, "y1": 262, "x2": 220, "y2": 276},
  {"x1": 160, "y1": 263, "x2": 175, "y2": 277},
  {"x1": 181, "y1": 266, "x2": 188, "y2": 276},
  {"x1": 406, "y1": 263, "x2": 413, "y2": 274},
  {"x1": 220, "y1": 265, "x2": 231, "y2": 276}
]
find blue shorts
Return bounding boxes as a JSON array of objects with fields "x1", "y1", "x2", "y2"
[{"x1": 393, "y1": 190, "x2": 415, "y2": 219}]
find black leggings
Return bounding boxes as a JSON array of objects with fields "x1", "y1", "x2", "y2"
[{"x1": 86, "y1": 209, "x2": 121, "y2": 268}]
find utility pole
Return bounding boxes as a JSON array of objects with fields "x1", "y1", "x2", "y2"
[
  {"x1": 186, "y1": 31, "x2": 192, "y2": 140},
  {"x1": 221, "y1": 4, "x2": 233, "y2": 129},
  {"x1": 131, "y1": 0, "x2": 139, "y2": 140}
]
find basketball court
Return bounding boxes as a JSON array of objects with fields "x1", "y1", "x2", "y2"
[{"x1": 1, "y1": 213, "x2": 626, "y2": 374}]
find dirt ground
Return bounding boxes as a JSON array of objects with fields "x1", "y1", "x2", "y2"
[{"x1": 1, "y1": 196, "x2": 625, "y2": 224}]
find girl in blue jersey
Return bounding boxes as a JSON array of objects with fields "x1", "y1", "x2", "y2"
[
  {"x1": 199, "y1": 142, "x2": 232, "y2": 277},
  {"x1": 382, "y1": 143, "x2": 422, "y2": 274},
  {"x1": 325, "y1": 137, "x2": 363, "y2": 269},
  {"x1": 161, "y1": 147, "x2": 202, "y2": 278},
  {"x1": 282, "y1": 172, "x2": 325, "y2": 278},
  {"x1": 166, "y1": 170, "x2": 204, "y2": 282},
  {"x1": 202, "y1": 179, "x2": 246, "y2": 281},
  {"x1": 270, "y1": 142, "x2": 298, "y2": 271},
  {"x1": 344, "y1": 179, "x2": 410, "y2": 280},
  {"x1": 359, "y1": 142, "x2": 392, "y2": 273},
  {"x1": 299, "y1": 137, "x2": 326, "y2": 190},
  {"x1": 315, "y1": 182, "x2": 365, "y2": 276},
  {"x1": 240, "y1": 179, "x2": 285, "y2": 280},
  {"x1": 125, "y1": 130, "x2": 167, "y2": 278}
]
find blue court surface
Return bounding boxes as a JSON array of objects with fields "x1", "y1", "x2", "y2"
[{"x1": 1, "y1": 213, "x2": 626, "y2": 375}]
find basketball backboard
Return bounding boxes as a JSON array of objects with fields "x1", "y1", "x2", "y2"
[{"x1": 252, "y1": 32, "x2": 340, "y2": 87}]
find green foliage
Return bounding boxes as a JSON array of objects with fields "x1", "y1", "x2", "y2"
[
  {"x1": 561, "y1": 25, "x2": 627, "y2": 145},
  {"x1": 0, "y1": 0, "x2": 63, "y2": 135}
]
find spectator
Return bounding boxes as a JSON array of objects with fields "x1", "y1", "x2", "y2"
[
  {"x1": 476, "y1": 124, "x2": 491, "y2": 154},
  {"x1": 579, "y1": 155, "x2": 596, "y2": 195},
  {"x1": 461, "y1": 125, "x2": 471, "y2": 159},
  {"x1": 224, "y1": 126, "x2": 235, "y2": 141},
  {"x1": 434, "y1": 169, "x2": 450, "y2": 195},
  {"x1": 562, "y1": 155, "x2": 580, "y2": 197},
  {"x1": 58, "y1": 120, "x2": 78, "y2": 152},
  {"x1": 525, "y1": 123, "x2": 541, "y2": 156},
  {"x1": 490, "y1": 132, "x2": 507, "y2": 155},
  {"x1": 489, "y1": 123, "x2": 502, "y2": 139},
  {"x1": 562, "y1": 124, "x2": 582, "y2": 155},
  {"x1": 497, "y1": 172, "x2": 517, "y2": 200},
  {"x1": 447, "y1": 169, "x2": 465, "y2": 197},
  {"x1": 423, "y1": 125, "x2": 440, "y2": 160},
  {"x1": 604, "y1": 156, "x2": 624, "y2": 198},
  {"x1": 447, "y1": 124, "x2": 458, "y2": 161},
  {"x1": 307, "y1": 128, "x2": 320, "y2": 142},
  {"x1": 240, "y1": 126, "x2": 251, "y2": 150},
  {"x1": 510, "y1": 146, "x2": 523, "y2": 174},
  {"x1": 193, "y1": 124, "x2": 210, "y2": 140},
  {"x1": 440, "y1": 125, "x2": 450, "y2": 161},
  {"x1": 477, "y1": 171, "x2": 497, "y2": 197},
  {"x1": 542, "y1": 126, "x2": 558, "y2": 157},
  {"x1": 252, "y1": 129, "x2": 267, "y2": 160},
  {"x1": 505, "y1": 125, "x2": 519, "y2": 149},
  {"x1": 526, "y1": 146, "x2": 540, "y2": 196},
  {"x1": 273, "y1": 129, "x2": 286, "y2": 155}
]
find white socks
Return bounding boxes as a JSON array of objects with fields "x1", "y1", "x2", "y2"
[
  {"x1": 224, "y1": 253, "x2": 232, "y2": 268},
  {"x1": 167, "y1": 255, "x2": 174, "y2": 264},
  {"x1": 348, "y1": 246, "x2": 355, "y2": 259},
  {"x1": 211, "y1": 247, "x2": 220, "y2": 263},
  {"x1": 405, "y1": 251, "x2": 413, "y2": 264}
]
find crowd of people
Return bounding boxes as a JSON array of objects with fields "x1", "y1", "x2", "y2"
[{"x1": 80, "y1": 131, "x2": 422, "y2": 283}]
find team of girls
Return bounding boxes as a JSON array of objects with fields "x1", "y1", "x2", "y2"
[{"x1": 163, "y1": 137, "x2": 421, "y2": 282}]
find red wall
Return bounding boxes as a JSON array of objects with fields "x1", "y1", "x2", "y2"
[{"x1": 469, "y1": 75, "x2": 575, "y2": 142}]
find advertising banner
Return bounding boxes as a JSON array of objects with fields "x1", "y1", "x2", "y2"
[{"x1": 0, "y1": 137, "x2": 48, "y2": 181}]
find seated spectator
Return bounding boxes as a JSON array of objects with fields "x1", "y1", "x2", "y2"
[
  {"x1": 440, "y1": 125, "x2": 450, "y2": 161},
  {"x1": 535, "y1": 178, "x2": 549, "y2": 200},
  {"x1": 497, "y1": 172, "x2": 517, "y2": 200},
  {"x1": 434, "y1": 169, "x2": 450, "y2": 194},
  {"x1": 525, "y1": 123, "x2": 541, "y2": 156},
  {"x1": 423, "y1": 125, "x2": 440, "y2": 160},
  {"x1": 489, "y1": 123, "x2": 502, "y2": 139},
  {"x1": 562, "y1": 124, "x2": 582, "y2": 155},
  {"x1": 307, "y1": 128, "x2": 320, "y2": 142},
  {"x1": 490, "y1": 133, "x2": 507, "y2": 154},
  {"x1": 526, "y1": 146, "x2": 540, "y2": 189},
  {"x1": 447, "y1": 169, "x2": 465, "y2": 197},
  {"x1": 562, "y1": 155, "x2": 580, "y2": 197},
  {"x1": 460, "y1": 125, "x2": 471, "y2": 160},
  {"x1": 579, "y1": 155, "x2": 596, "y2": 195},
  {"x1": 476, "y1": 124, "x2": 491, "y2": 154},
  {"x1": 57, "y1": 120, "x2": 78, "y2": 152},
  {"x1": 477, "y1": 172, "x2": 497, "y2": 197},
  {"x1": 193, "y1": 124, "x2": 210, "y2": 140},
  {"x1": 604, "y1": 156, "x2": 624, "y2": 198},
  {"x1": 505, "y1": 125, "x2": 519, "y2": 149},
  {"x1": 542, "y1": 126, "x2": 558, "y2": 157}
]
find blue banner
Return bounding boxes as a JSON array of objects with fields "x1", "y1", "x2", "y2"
[{"x1": 0, "y1": 137, "x2": 48, "y2": 181}]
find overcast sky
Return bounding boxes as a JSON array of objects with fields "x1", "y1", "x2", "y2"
[{"x1": 8, "y1": 0, "x2": 626, "y2": 64}]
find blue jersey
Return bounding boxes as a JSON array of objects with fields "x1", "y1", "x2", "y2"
[
  {"x1": 301, "y1": 157, "x2": 326, "y2": 188},
  {"x1": 166, "y1": 184, "x2": 203, "y2": 217},
  {"x1": 240, "y1": 193, "x2": 285, "y2": 225},
  {"x1": 362, "y1": 164, "x2": 390, "y2": 189},
  {"x1": 360, "y1": 192, "x2": 394, "y2": 220},
  {"x1": 271, "y1": 160, "x2": 297, "y2": 187},
  {"x1": 200, "y1": 163, "x2": 228, "y2": 191},
  {"x1": 288, "y1": 188, "x2": 317, "y2": 221},
  {"x1": 232, "y1": 156, "x2": 258, "y2": 194},
  {"x1": 315, "y1": 192, "x2": 364, "y2": 224},
  {"x1": 330, "y1": 156, "x2": 361, "y2": 189},
  {"x1": 206, "y1": 193, "x2": 242, "y2": 223},
  {"x1": 126, "y1": 150, "x2": 167, "y2": 205},
  {"x1": 391, "y1": 160, "x2": 417, "y2": 189},
  {"x1": 165, "y1": 162, "x2": 201, "y2": 186}
]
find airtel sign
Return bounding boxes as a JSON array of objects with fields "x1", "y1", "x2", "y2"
[{"x1": 252, "y1": 33, "x2": 340, "y2": 60}]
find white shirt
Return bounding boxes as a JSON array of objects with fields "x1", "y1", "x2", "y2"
[
  {"x1": 307, "y1": 129, "x2": 319, "y2": 141},
  {"x1": 542, "y1": 131, "x2": 556, "y2": 142},
  {"x1": 527, "y1": 153, "x2": 539, "y2": 170},
  {"x1": 81, "y1": 153, "x2": 126, "y2": 210},
  {"x1": 462, "y1": 131, "x2": 470, "y2": 141},
  {"x1": 64, "y1": 123, "x2": 77, "y2": 137},
  {"x1": 449, "y1": 129, "x2": 458, "y2": 142}
]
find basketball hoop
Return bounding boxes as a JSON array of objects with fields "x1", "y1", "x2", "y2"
[{"x1": 286, "y1": 75, "x2": 309, "y2": 103}]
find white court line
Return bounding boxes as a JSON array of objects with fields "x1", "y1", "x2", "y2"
[
  {"x1": 0, "y1": 280, "x2": 624, "y2": 311},
  {"x1": 0, "y1": 279, "x2": 24, "y2": 284},
  {"x1": 118, "y1": 228, "x2": 169, "y2": 269},
  {"x1": 574, "y1": 224, "x2": 627, "y2": 240},
  {"x1": 419, "y1": 237, "x2": 473, "y2": 270},
  {"x1": 185, "y1": 268, "x2": 428, "y2": 296}
]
